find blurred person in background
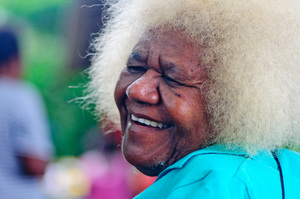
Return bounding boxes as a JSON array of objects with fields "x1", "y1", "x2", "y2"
[{"x1": 0, "y1": 27, "x2": 53, "y2": 199}]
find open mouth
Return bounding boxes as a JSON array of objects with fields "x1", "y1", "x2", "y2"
[{"x1": 131, "y1": 114, "x2": 169, "y2": 129}]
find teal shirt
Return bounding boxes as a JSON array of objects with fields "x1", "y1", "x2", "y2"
[{"x1": 134, "y1": 144, "x2": 300, "y2": 199}]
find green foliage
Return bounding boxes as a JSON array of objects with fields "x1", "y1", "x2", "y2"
[
  {"x1": 0, "y1": 0, "x2": 71, "y2": 16},
  {"x1": 44, "y1": 71, "x2": 98, "y2": 156},
  {"x1": 0, "y1": 0, "x2": 70, "y2": 33}
]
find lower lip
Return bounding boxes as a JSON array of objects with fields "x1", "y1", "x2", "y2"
[{"x1": 126, "y1": 121, "x2": 172, "y2": 148}]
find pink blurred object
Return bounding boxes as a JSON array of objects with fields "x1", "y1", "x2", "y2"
[{"x1": 81, "y1": 151, "x2": 132, "y2": 199}]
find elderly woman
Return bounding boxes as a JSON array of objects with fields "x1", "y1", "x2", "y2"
[{"x1": 85, "y1": 0, "x2": 300, "y2": 198}]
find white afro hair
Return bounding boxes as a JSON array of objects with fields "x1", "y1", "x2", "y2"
[{"x1": 84, "y1": 0, "x2": 300, "y2": 153}]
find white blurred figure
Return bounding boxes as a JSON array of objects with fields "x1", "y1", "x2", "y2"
[
  {"x1": 42, "y1": 157, "x2": 90, "y2": 199},
  {"x1": 0, "y1": 27, "x2": 53, "y2": 199}
]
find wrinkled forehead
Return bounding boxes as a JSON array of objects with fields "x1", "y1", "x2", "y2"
[
  {"x1": 131, "y1": 28, "x2": 200, "y2": 60},
  {"x1": 127, "y1": 28, "x2": 207, "y2": 80}
]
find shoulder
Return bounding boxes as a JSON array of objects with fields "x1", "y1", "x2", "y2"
[
  {"x1": 17, "y1": 81, "x2": 42, "y2": 100},
  {"x1": 276, "y1": 149, "x2": 300, "y2": 198},
  {"x1": 164, "y1": 153, "x2": 250, "y2": 199},
  {"x1": 13, "y1": 81, "x2": 44, "y2": 109},
  {"x1": 0, "y1": 78, "x2": 41, "y2": 102},
  {"x1": 136, "y1": 151, "x2": 251, "y2": 199},
  {"x1": 278, "y1": 148, "x2": 300, "y2": 166},
  {"x1": 136, "y1": 145, "x2": 286, "y2": 199}
]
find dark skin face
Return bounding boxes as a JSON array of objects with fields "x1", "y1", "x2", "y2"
[{"x1": 114, "y1": 30, "x2": 210, "y2": 176}]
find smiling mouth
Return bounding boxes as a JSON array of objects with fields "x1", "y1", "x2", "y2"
[{"x1": 131, "y1": 114, "x2": 169, "y2": 129}]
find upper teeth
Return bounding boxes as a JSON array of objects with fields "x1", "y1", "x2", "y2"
[{"x1": 131, "y1": 114, "x2": 167, "y2": 129}]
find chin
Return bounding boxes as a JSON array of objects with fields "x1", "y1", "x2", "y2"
[
  {"x1": 122, "y1": 147, "x2": 169, "y2": 176},
  {"x1": 134, "y1": 162, "x2": 167, "y2": 176}
]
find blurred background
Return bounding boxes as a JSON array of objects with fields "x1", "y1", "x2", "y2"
[
  {"x1": 0, "y1": 0, "x2": 98, "y2": 157},
  {"x1": 0, "y1": 0, "x2": 155, "y2": 198}
]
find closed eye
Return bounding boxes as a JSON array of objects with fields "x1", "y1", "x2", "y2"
[
  {"x1": 127, "y1": 65, "x2": 147, "y2": 74},
  {"x1": 163, "y1": 75, "x2": 183, "y2": 87}
]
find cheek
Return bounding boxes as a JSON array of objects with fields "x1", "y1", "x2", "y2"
[
  {"x1": 162, "y1": 89, "x2": 203, "y2": 124},
  {"x1": 114, "y1": 70, "x2": 138, "y2": 108},
  {"x1": 115, "y1": 70, "x2": 139, "y2": 133},
  {"x1": 114, "y1": 78, "x2": 126, "y2": 108}
]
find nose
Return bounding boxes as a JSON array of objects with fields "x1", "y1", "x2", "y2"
[{"x1": 126, "y1": 70, "x2": 160, "y2": 104}]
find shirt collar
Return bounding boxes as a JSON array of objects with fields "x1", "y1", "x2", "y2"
[{"x1": 157, "y1": 143, "x2": 273, "y2": 180}]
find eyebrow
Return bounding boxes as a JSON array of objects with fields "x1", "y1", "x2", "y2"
[
  {"x1": 128, "y1": 51, "x2": 147, "y2": 63},
  {"x1": 164, "y1": 62, "x2": 181, "y2": 72},
  {"x1": 163, "y1": 61, "x2": 188, "y2": 81}
]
